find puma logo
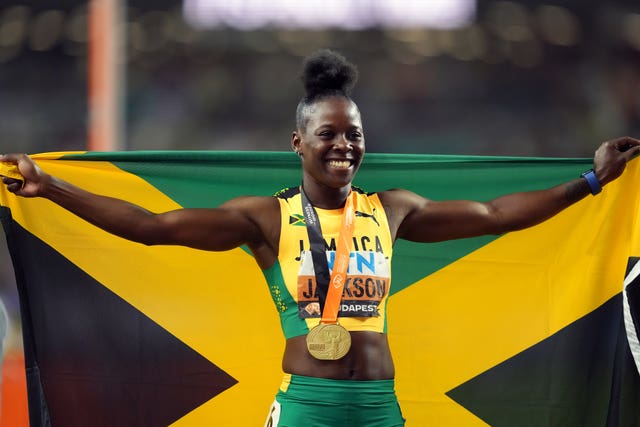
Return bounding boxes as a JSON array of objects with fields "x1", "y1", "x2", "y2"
[{"x1": 355, "y1": 208, "x2": 380, "y2": 226}]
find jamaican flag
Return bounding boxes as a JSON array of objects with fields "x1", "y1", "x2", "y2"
[{"x1": 1, "y1": 151, "x2": 639, "y2": 426}]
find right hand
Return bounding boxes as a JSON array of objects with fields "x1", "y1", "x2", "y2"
[{"x1": 0, "y1": 153, "x2": 49, "y2": 197}]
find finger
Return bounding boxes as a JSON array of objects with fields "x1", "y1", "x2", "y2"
[
  {"x1": 1, "y1": 177, "x2": 21, "y2": 185},
  {"x1": 5, "y1": 181, "x2": 23, "y2": 193},
  {"x1": 0, "y1": 153, "x2": 22, "y2": 162},
  {"x1": 611, "y1": 136, "x2": 640, "y2": 151},
  {"x1": 1, "y1": 176, "x2": 25, "y2": 191},
  {"x1": 623, "y1": 144, "x2": 640, "y2": 161}
]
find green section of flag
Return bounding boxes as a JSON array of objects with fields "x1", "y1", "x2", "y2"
[{"x1": 60, "y1": 151, "x2": 592, "y2": 293}]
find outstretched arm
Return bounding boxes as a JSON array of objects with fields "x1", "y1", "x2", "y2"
[
  {"x1": 382, "y1": 137, "x2": 640, "y2": 243},
  {"x1": 0, "y1": 153, "x2": 276, "y2": 254}
]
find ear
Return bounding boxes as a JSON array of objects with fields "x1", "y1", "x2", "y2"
[{"x1": 291, "y1": 131, "x2": 302, "y2": 155}]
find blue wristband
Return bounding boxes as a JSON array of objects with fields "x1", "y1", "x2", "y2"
[{"x1": 581, "y1": 169, "x2": 602, "y2": 195}]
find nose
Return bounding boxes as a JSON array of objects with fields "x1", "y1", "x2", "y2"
[{"x1": 333, "y1": 134, "x2": 353, "y2": 152}]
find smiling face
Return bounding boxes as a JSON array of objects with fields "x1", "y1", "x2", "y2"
[{"x1": 292, "y1": 96, "x2": 365, "y2": 203}]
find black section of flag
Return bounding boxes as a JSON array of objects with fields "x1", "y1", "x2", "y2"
[
  {"x1": 289, "y1": 215, "x2": 305, "y2": 226},
  {"x1": 446, "y1": 294, "x2": 640, "y2": 426},
  {"x1": 1, "y1": 207, "x2": 237, "y2": 427},
  {"x1": 625, "y1": 257, "x2": 640, "y2": 366}
]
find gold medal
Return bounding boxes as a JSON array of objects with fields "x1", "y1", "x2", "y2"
[{"x1": 306, "y1": 323, "x2": 351, "y2": 360}]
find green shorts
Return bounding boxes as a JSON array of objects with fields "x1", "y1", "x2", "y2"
[{"x1": 264, "y1": 374, "x2": 405, "y2": 427}]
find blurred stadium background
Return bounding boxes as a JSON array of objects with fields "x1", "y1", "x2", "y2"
[{"x1": 1, "y1": 0, "x2": 639, "y2": 424}]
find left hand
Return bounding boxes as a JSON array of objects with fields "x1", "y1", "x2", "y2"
[{"x1": 593, "y1": 136, "x2": 640, "y2": 186}]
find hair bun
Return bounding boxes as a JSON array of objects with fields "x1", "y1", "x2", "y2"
[{"x1": 301, "y1": 49, "x2": 358, "y2": 99}]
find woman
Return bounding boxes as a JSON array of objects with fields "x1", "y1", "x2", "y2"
[{"x1": 2, "y1": 50, "x2": 639, "y2": 427}]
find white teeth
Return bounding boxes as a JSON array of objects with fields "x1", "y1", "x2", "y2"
[{"x1": 328, "y1": 160, "x2": 351, "y2": 169}]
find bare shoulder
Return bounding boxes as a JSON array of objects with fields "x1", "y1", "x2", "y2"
[
  {"x1": 219, "y1": 195, "x2": 280, "y2": 227},
  {"x1": 377, "y1": 189, "x2": 430, "y2": 241},
  {"x1": 219, "y1": 194, "x2": 279, "y2": 211},
  {"x1": 220, "y1": 194, "x2": 281, "y2": 246},
  {"x1": 377, "y1": 188, "x2": 428, "y2": 212}
]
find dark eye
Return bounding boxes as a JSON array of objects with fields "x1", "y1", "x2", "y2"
[
  {"x1": 349, "y1": 132, "x2": 363, "y2": 141},
  {"x1": 319, "y1": 131, "x2": 334, "y2": 139}
]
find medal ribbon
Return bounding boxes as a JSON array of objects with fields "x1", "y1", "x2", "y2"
[{"x1": 300, "y1": 187, "x2": 356, "y2": 324}]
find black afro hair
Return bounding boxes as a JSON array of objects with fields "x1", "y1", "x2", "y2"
[{"x1": 301, "y1": 49, "x2": 358, "y2": 100}]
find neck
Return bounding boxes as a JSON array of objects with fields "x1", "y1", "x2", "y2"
[{"x1": 301, "y1": 182, "x2": 351, "y2": 210}]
